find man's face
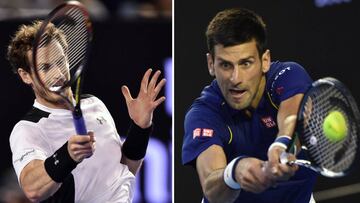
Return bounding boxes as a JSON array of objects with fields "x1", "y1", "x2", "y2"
[
  {"x1": 25, "y1": 39, "x2": 71, "y2": 104},
  {"x1": 36, "y1": 39, "x2": 70, "y2": 90},
  {"x1": 207, "y1": 39, "x2": 270, "y2": 110}
]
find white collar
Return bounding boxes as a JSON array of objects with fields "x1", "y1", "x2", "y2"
[{"x1": 33, "y1": 100, "x2": 72, "y2": 115}]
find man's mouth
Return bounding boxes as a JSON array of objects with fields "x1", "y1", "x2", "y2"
[
  {"x1": 229, "y1": 88, "x2": 247, "y2": 99},
  {"x1": 49, "y1": 85, "x2": 62, "y2": 92},
  {"x1": 49, "y1": 80, "x2": 65, "y2": 91}
]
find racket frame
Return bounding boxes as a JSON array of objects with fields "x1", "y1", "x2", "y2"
[
  {"x1": 32, "y1": 1, "x2": 92, "y2": 135},
  {"x1": 281, "y1": 77, "x2": 360, "y2": 178}
]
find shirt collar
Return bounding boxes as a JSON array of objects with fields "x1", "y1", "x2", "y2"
[{"x1": 33, "y1": 100, "x2": 72, "y2": 115}]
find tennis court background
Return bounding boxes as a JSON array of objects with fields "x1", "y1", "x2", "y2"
[{"x1": 175, "y1": 1, "x2": 360, "y2": 203}]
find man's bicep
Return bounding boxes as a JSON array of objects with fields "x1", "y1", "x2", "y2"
[{"x1": 196, "y1": 144, "x2": 227, "y2": 190}]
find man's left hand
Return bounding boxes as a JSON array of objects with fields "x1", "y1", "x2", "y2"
[{"x1": 121, "y1": 68, "x2": 166, "y2": 129}]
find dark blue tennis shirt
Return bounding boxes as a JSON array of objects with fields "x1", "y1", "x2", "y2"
[{"x1": 182, "y1": 61, "x2": 318, "y2": 203}]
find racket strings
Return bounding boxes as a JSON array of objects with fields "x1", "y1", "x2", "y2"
[
  {"x1": 301, "y1": 84, "x2": 358, "y2": 173},
  {"x1": 44, "y1": 19, "x2": 87, "y2": 85},
  {"x1": 37, "y1": 6, "x2": 89, "y2": 90},
  {"x1": 314, "y1": 90, "x2": 355, "y2": 171}
]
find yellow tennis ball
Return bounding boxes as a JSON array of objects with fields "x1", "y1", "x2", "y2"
[{"x1": 323, "y1": 110, "x2": 348, "y2": 142}]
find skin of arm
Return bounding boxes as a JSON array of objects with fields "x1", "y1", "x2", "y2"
[
  {"x1": 196, "y1": 145, "x2": 274, "y2": 203},
  {"x1": 195, "y1": 96, "x2": 305, "y2": 203},
  {"x1": 20, "y1": 134, "x2": 95, "y2": 202},
  {"x1": 120, "y1": 157, "x2": 144, "y2": 175},
  {"x1": 196, "y1": 145, "x2": 239, "y2": 203},
  {"x1": 267, "y1": 93, "x2": 304, "y2": 180},
  {"x1": 20, "y1": 160, "x2": 61, "y2": 202}
]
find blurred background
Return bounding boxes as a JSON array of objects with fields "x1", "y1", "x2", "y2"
[
  {"x1": 175, "y1": 0, "x2": 360, "y2": 203},
  {"x1": 0, "y1": 0, "x2": 171, "y2": 203}
]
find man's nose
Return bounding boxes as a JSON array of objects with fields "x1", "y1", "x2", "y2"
[
  {"x1": 230, "y1": 66, "x2": 243, "y2": 84},
  {"x1": 54, "y1": 67, "x2": 66, "y2": 80}
]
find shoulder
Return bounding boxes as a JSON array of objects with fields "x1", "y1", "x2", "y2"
[
  {"x1": 267, "y1": 61, "x2": 308, "y2": 80},
  {"x1": 267, "y1": 61, "x2": 312, "y2": 87},
  {"x1": 80, "y1": 94, "x2": 100, "y2": 103},
  {"x1": 80, "y1": 94, "x2": 107, "y2": 108},
  {"x1": 185, "y1": 101, "x2": 222, "y2": 123},
  {"x1": 266, "y1": 61, "x2": 313, "y2": 105},
  {"x1": 185, "y1": 96, "x2": 225, "y2": 127},
  {"x1": 21, "y1": 107, "x2": 50, "y2": 123},
  {"x1": 9, "y1": 120, "x2": 44, "y2": 148},
  {"x1": 186, "y1": 80, "x2": 224, "y2": 116}
]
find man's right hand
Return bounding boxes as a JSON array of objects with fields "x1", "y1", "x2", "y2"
[
  {"x1": 67, "y1": 131, "x2": 96, "y2": 163},
  {"x1": 267, "y1": 145, "x2": 298, "y2": 182},
  {"x1": 234, "y1": 157, "x2": 275, "y2": 193}
]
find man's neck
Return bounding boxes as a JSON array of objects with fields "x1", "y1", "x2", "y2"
[
  {"x1": 251, "y1": 75, "x2": 266, "y2": 108},
  {"x1": 244, "y1": 75, "x2": 266, "y2": 117},
  {"x1": 35, "y1": 91, "x2": 74, "y2": 110},
  {"x1": 35, "y1": 97, "x2": 67, "y2": 109}
]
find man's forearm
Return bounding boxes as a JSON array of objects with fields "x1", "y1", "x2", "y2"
[
  {"x1": 203, "y1": 169, "x2": 240, "y2": 203},
  {"x1": 20, "y1": 160, "x2": 61, "y2": 202},
  {"x1": 121, "y1": 155, "x2": 143, "y2": 175}
]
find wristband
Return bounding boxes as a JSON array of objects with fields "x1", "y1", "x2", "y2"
[
  {"x1": 122, "y1": 120, "x2": 153, "y2": 160},
  {"x1": 268, "y1": 135, "x2": 292, "y2": 152},
  {"x1": 44, "y1": 142, "x2": 78, "y2": 183},
  {"x1": 223, "y1": 157, "x2": 242, "y2": 190}
]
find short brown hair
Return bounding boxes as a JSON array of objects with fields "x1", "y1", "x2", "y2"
[
  {"x1": 7, "y1": 20, "x2": 67, "y2": 74},
  {"x1": 206, "y1": 8, "x2": 267, "y2": 57}
]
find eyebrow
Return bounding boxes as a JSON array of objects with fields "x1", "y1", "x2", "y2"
[
  {"x1": 216, "y1": 55, "x2": 255, "y2": 64},
  {"x1": 37, "y1": 54, "x2": 66, "y2": 66}
]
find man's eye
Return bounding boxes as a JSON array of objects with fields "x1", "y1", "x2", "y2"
[
  {"x1": 39, "y1": 64, "x2": 51, "y2": 72},
  {"x1": 220, "y1": 62, "x2": 231, "y2": 69},
  {"x1": 241, "y1": 61, "x2": 253, "y2": 68}
]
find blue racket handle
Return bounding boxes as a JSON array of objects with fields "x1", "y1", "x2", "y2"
[{"x1": 73, "y1": 108, "x2": 87, "y2": 135}]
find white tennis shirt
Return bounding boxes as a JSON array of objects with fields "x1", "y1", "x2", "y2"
[{"x1": 10, "y1": 95, "x2": 135, "y2": 203}]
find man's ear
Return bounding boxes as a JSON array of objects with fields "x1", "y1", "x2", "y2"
[
  {"x1": 17, "y1": 68, "x2": 33, "y2": 85},
  {"x1": 261, "y1": 49, "x2": 271, "y2": 73},
  {"x1": 206, "y1": 53, "x2": 215, "y2": 76}
]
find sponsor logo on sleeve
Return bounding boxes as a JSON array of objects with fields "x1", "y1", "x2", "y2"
[
  {"x1": 193, "y1": 128, "x2": 201, "y2": 139},
  {"x1": 14, "y1": 149, "x2": 35, "y2": 163},
  {"x1": 203, "y1": 129, "x2": 214, "y2": 137},
  {"x1": 192, "y1": 128, "x2": 214, "y2": 139}
]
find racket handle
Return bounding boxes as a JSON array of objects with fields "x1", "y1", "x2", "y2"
[{"x1": 73, "y1": 108, "x2": 88, "y2": 135}]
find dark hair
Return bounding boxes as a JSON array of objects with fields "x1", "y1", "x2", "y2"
[
  {"x1": 7, "y1": 20, "x2": 67, "y2": 74},
  {"x1": 206, "y1": 8, "x2": 267, "y2": 57}
]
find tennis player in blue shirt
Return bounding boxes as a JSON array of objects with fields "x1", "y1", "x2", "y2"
[{"x1": 182, "y1": 8, "x2": 317, "y2": 203}]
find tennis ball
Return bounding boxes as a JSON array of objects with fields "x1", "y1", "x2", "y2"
[{"x1": 322, "y1": 111, "x2": 348, "y2": 142}]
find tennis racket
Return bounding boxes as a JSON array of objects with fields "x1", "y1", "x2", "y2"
[
  {"x1": 280, "y1": 77, "x2": 360, "y2": 177},
  {"x1": 32, "y1": 1, "x2": 92, "y2": 135}
]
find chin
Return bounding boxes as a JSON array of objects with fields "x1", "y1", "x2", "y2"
[
  {"x1": 231, "y1": 104, "x2": 246, "y2": 110},
  {"x1": 227, "y1": 101, "x2": 245, "y2": 110},
  {"x1": 44, "y1": 93, "x2": 64, "y2": 103}
]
